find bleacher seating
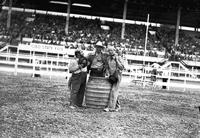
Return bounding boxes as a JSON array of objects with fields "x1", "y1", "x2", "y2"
[{"x1": 0, "y1": 10, "x2": 200, "y2": 61}]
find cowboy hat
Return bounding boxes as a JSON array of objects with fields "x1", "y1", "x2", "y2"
[{"x1": 95, "y1": 41, "x2": 105, "y2": 48}]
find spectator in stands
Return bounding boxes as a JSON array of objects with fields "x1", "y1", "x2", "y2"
[
  {"x1": 87, "y1": 41, "x2": 107, "y2": 77},
  {"x1": 68, "y1": 50, "x2": 88, "y2": 109},
  {"x1": 104, "y1": 46, "x2": 124, "y2": 112}
]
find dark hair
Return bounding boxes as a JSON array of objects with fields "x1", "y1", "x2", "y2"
[{"x1": 75, "y1": 50, "x2": 81, "y2": 57}]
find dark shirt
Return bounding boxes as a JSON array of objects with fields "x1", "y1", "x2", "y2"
[{"x1": 87, "y1": 52, "x2": 108, "y2": 77}]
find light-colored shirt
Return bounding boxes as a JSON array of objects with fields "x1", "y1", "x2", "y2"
[
  {"x1": 108, "y1": 58, "x2": 117, "y2": 75},
  {"x1": 81, "y1": 66, "x2": 87, "y2": 72},
  {"x1": 68, "y1": 58, "x2": 81, "y2": 74},
  {"x1": 108, "y1": 56, "x2": 124, "y2": 75}
]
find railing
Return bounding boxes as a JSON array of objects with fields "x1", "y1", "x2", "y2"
[
  {"x1": 0, "y1": 50, "x2": 70, "y2": 79},
  {"x1": 122, "y1": 67, "x2": 200, "y2": 91},
  {"x1": 1, "y1": 45, "x2": 200, "y2": 91}
]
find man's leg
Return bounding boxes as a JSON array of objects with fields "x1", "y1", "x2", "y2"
[
  {"x1": 70, "y1": 73, "x2": 81, "y2": 107},
  {"x1": 107, "y1": 81, "x2": 120, "y2": 110},
  {"x1": 105, "y1": 74, "x2": 122, "y2": 111},
  {"x1": 116, "y1": 97, "x2": 120, "y2": 108},
  {"x1": 68, "y1": 76, "x2": 72, "y2": 90},
  {"x1": 77, "y1": 72, "x2": 87, "y2": 107}
]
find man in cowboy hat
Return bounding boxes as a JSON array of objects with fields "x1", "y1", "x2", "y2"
[{"x1": 87, "y1": 41, "x2": 108, "y2": 77}]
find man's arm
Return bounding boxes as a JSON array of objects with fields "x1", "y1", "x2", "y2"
[
  {"x1": 78, "y1": 57, "x2": 88, "y2": 69},
  {"x1": 116, "y1": 56, "x2": 124, "y2": 71},
  {"x1": 68, "y1": 59, "x2": 81, "y2": 73},
  {"x1": 86, "y1": 54, "x2": 94, "y2": 72}
]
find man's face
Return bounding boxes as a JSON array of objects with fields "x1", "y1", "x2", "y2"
[
  {"x1": 108, "y1": 48, "x2": 115, "y2": 56},
  {"x1": 80, "y1": 51, "x2": 84, "y2": 56},
  {"x1": 77, "y1": 53, "x2": 81, "y2": 58},
  {"x1": 75, "y1": 52, "x2": 81, "y2": 58}
]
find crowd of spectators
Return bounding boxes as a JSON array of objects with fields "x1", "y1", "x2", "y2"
[{"x1": 0, "y1": 10, "x2": 200, "y2": 61}]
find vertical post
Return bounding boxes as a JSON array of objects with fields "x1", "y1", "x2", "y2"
[
  {"x1": 7, "y1": 0, "x2": 12, "y2": 29},
  {"x1": 8, "y1": 48, "x2": 10, "y2": 61},
  {"x1": 184, "y1": 73, "x2": 186, "y2": 92},
  {"x1": 46, "y1": 52, "x2": 48, "y2": 71},
  {"x1": 32, "y1": 51, "x2": 35, "y2": 77},
  {"x1": 66, "y1": 59, "x2": 70, "y2": 81},
  {"x1": 6, "y1": 47, "x2": 9, "y2": 61},
  {"x1": 143, "y1": 13, "x2": 150, "y2": 66},
  {"x1": 57, "y1": 54, "x2": 59, "y2": 66},
  {"x1": 63, "y1": 53, "x2": 65, "y2": 60},
  {"x1": 121, "y1": 0, "x2": 128, "y2": 39},
  {"x1": 14, "y1": 47, "x2": 19, "y2": 76},
  {"x1": 135, "y1": 69, "x2": 137, "y2": 80},
  {"x1": 142, "y1": 14, "x2": 150, "y2": 87},
  {"x1": 175, "y1": 6, "x2": 181, "y2": 46},
  {"x1": 50, "y1": 59, "x2": 53, "y2": 80},
  {"x1": 65, "y1": 0, "x2": 71, "y2": 35},
  {"x1": 168, "y1": 66, "x2": 172, "y2": 91},
  {"x1": 29, "y1": 51, "x2": 31, "y2": 63}
]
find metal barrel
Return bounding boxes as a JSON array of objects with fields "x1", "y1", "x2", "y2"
[{"x1": 85, "y1": 76, "x2": 111, "y2": 109}]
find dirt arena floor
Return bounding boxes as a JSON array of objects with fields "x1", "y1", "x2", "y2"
[{"x1": 0, "y1": 72, "x2": 200, "y2": 138}]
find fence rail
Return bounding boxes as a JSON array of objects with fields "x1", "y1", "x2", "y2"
[
  {"x1": 1, "y1": 45, "x2": 200, "y2": 91},
  {"x1": 0, "y1": 49, "x2": 70, "y2": 79}
]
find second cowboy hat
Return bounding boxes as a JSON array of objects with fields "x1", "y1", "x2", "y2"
[{"x1": 95, "y1": 41, "x2": 105, "y2": 48}]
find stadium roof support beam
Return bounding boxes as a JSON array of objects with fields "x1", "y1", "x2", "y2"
[
  {"x1": 7, "y1": 0, "x2": 12, "y2": 29},
  {"x1": 65, "y1": 0, "x2": 71, "y2": 35},
  {"x1": 175, "y1": 6, "x2": 182, "y2": 47},
  {"x1": 121, "y1": 0, "x2": 128, "y2": 39}
]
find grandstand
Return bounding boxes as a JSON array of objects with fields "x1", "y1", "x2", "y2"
[{"x1": 0, "y1": 0, "x2": 200, "y2": 90}]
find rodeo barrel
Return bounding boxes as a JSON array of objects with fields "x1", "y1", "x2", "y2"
[{"x1": 85, "y1": 76, "x2": 111, "y2": 109}]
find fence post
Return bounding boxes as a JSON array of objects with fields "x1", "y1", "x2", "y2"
[
  {"x1": 184, "y1": 73, "x2": 186, "y2": 91},
  {"x1": 46, "y1": 52, "x2": 48, "y2": 72},
  {"x1": 14, "y1": 47, "x2": 19, "y2": 76},
  {"x1": 6, "y1": 47, "x2": 8, "y2": 61},
  {"x1": 135, "y1": 68, "x2": 137, "y2": 80},
  {"x1": 29, "y1": 51, "x2": 32, "y2": 63},
  {"x1": 32, "y1": 51, "x2": 36, "y2": 77},
  {"x1": 57, "y1": 54, "x2": 59, "y2": 66},
  {"x1": 167, "y1": 67, "x2": 171, "y2": 91},
  {"x1": 50, "y1": 59, "x2": 53, "y2": 80},
  {"x1": 7, "y1": 48, "x2": 11, "y2": 61}
]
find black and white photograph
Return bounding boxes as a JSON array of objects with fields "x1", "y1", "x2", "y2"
[{"x1": 0, "y1": 0, "x2": 200, "y2": 137}]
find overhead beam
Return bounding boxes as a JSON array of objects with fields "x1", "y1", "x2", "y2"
[
  {"x1": 121, "y1": 0, "x2": 128, "y2": 39},
  {"x1": 175, "y1": 6, "x2": 182, "y2": 46},
  {"x1": 65, "y1": 0, "x2": 71, "y2": 35},
  {"x1": 7, "y1": 0, "x2": 12, "y2": 29}
]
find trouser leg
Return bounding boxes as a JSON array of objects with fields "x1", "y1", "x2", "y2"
[
  {"x1": 107, "y1": 81, "x2": 120, "y2": 110},
  {"x1": 107, "y1": 74, "x2": 122, "y2": 110},
  {"x1": 68, "y1": 76, "x2": 72, "y2": 90},
  {"x1": 116, "y1": 97, "x2": 120, "y2": 108},
  {"x1": 70, "y1": 73, "x2": 81, "y2": 106},
  {"x1": 77, "y1": 72, "x2": 87, "y2": 107}
]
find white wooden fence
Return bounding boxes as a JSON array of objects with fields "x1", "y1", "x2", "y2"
[
  {"x1": 122, "y1": 62, "x2": 200, "y2": 91},
  {"x1": 1, "y1": 44, "x2": 200, "y2": 91},
  {"x1": 0, "y1": 45, "x2": 70, "y2": 79}
]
